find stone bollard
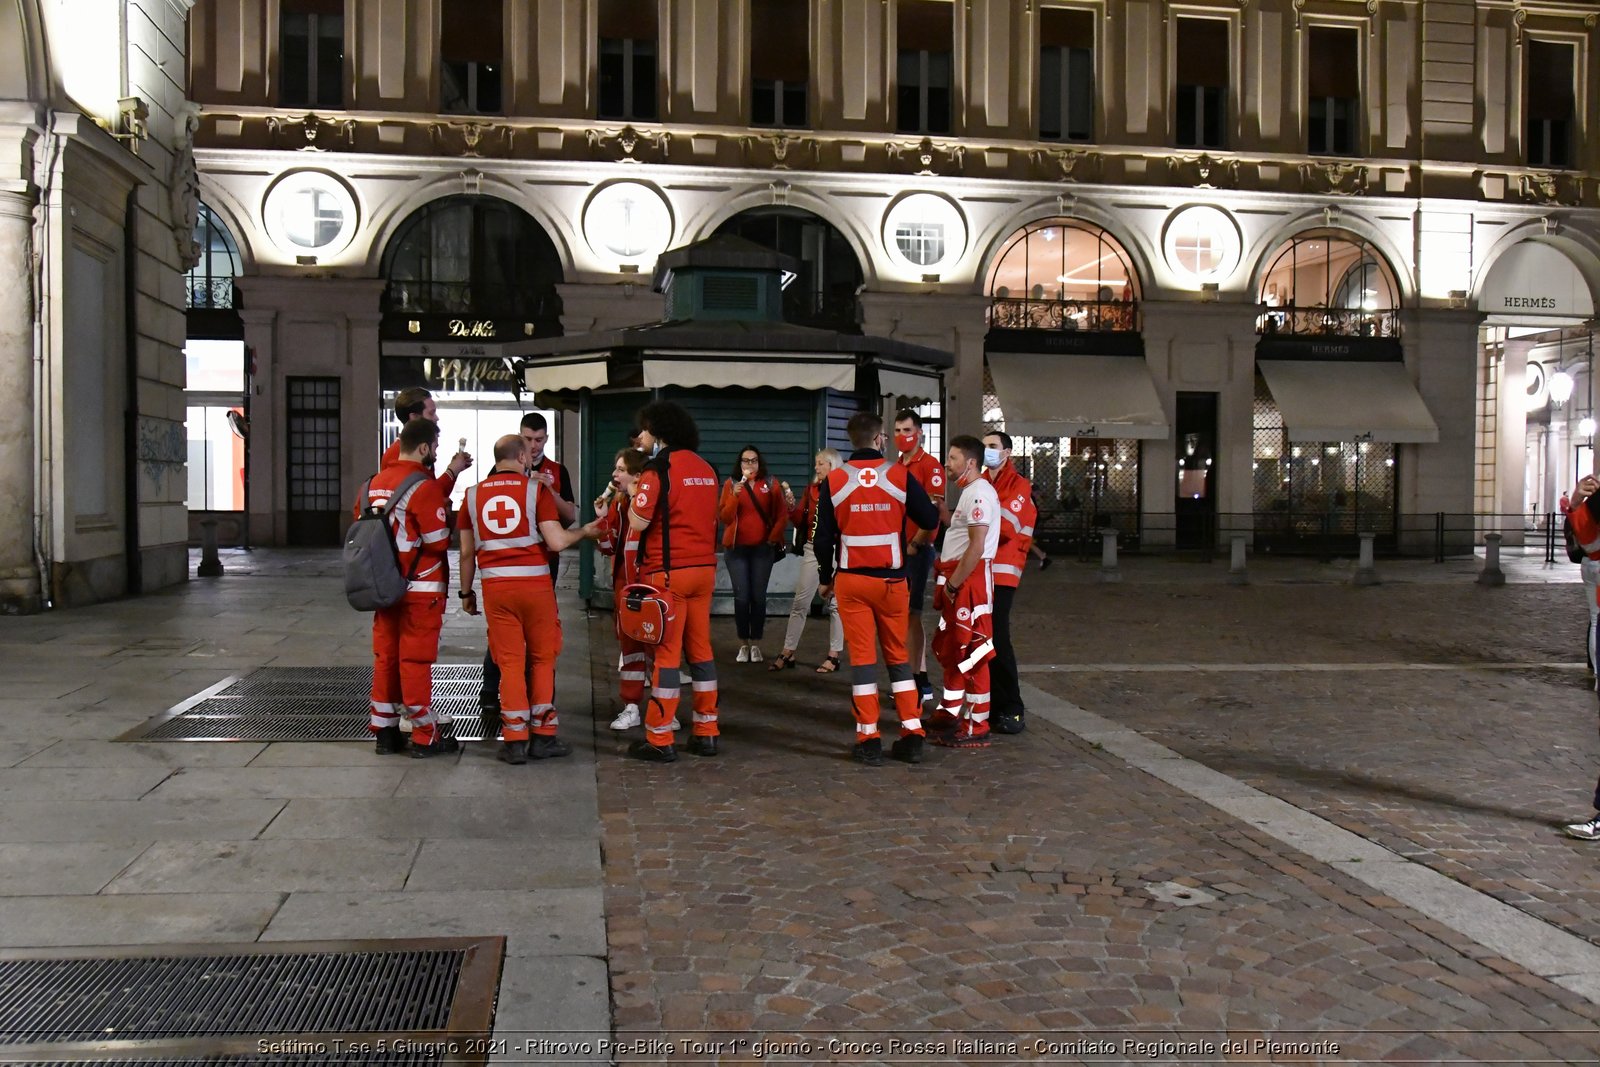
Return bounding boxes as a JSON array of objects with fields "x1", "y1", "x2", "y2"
[
  {"x1": 1351, "y1": 531, "x2": 1379, "y2": 586},
  {"x1": 1099, "y1": 528, "x2": 1122, "y2": 583},
  {"x1": 1228, "y1": 534, "x2": 1248, "y2": 585},
  {"x1": 197, "y1": 519, "x2": 225, "y2": 577},
  {"x1": 1478, "y1": 532, "x2": 1506, "y2": 587}
]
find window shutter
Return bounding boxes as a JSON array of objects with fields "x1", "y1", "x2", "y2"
[{"x1": 1307, "y1": 26, "x2": 1359, "y2": 100}]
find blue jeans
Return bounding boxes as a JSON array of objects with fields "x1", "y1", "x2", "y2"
[{"x1": 726, "y1": 544, "x2": 776, "y2": 642}]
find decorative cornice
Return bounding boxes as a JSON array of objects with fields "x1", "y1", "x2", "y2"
[{"x1": 885, "y1": 136, "x2": 965, "y2": 177}]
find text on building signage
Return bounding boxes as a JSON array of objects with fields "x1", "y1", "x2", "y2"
[
  {"x1": 1499, "y1": 296, "x2": 1559, "y2": 310},
  {"x1": 448, "y1": 319, "x2": 498, "y2": 338}
]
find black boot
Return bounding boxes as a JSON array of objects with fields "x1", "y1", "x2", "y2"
[
  {"x1": 497, "y1": 740, "x2": 528, "y2": 765},
  {"x1": 686, "y1": 735, "x2": 719, "y2": 757},
  {"x1": 992, "y1": 714, "x2": 1026, "y2": 735},
  {"x1": 852, "y1": 737, "x2": 884, "y2": 766},
  {"x1": 890, "y1": 734, "x2": 924, "y2": 764},
  {"x1": 409, "y1": 734, "x2": 462, "y2": 759},
  {"x1": 627, "y1": 739, "x2": 677, "y2": 763},
  {"x1": 373, "y1": 726, "x2": 407, "y2": 755},
  {"x1": 529, "y1": 736, "x2": 572, "y2": 759}
]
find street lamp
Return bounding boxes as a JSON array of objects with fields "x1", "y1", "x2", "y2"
[{"x1": 1549, "y1": 369, "x2": 1575, "y2": 405}]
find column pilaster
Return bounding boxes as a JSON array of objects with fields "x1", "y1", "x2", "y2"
[{"x1": 0, "y1": 190, "x2": 40, "y2": 613}]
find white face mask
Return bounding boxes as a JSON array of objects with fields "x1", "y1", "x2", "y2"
[
  {"x1": 649, "y1": 441, "x2": 662, "y2": 457},
  {"x1": 527, "y1": 448, "x2": 545, "y2": 466},
  {"x1": 983, "y1": 447, "x2": 1003, "y2": 469}
]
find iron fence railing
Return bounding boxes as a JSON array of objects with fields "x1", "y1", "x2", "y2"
[
  {"x1": 1255, "y1": 304, "x2": 1401, "y2": 338},
  {"x1": 1036, "y1": 511, "x2": 1561, "y2": 564},
  {"x1": 987, "y1": 296, "x2": 1141, "y2": 333},
  {"x1": 186, "y1": 278, "x2": 236, "y2": 310}
]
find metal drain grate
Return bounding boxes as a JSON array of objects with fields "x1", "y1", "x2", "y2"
[
  {"x1": 119, "y1": 668, "x2": 502, "y2": 743},
  {"x1": 0, "y1": 937, "x2": 501, "y2": 1065}
]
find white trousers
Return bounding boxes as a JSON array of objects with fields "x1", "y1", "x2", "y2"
[{"x1": 784, "y1": 543, "x2": 843, "y2": 654}]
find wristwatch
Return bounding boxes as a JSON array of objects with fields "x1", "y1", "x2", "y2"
[{"x1": 458, "y1": 589, "x2": 475, "y2": 599}]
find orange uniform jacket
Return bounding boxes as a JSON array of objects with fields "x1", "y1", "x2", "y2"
[
  {"x1": 366, "y1": 460, "x2": 451, "y2": 599},
  {"x1": 597, "y1": 495, "x2": 642, "y2": 587},
  {"x1": 986, "y1": 463, "x2": 1037, "y2": 589},
  {"x1": 813, "y1": 451, "x2": 940, "y2": 584},
  {"x1": 719, "y1": 475, "x2": 788, "y2": 549},
  {"x1": 633, "y1": 450, "x2": 720, "y2": 572},
  {"x1": 900, "y1": 447, "x2": 946, "y2": 542},
  {"x1": 1572, "y1": 497, "x2": 1600, "y2": 605},
  {"x1": 382, "y1": 437, "x2": 458, "y2": 497},
  {"x1": 457, "y1": 470, "x2": 561, "y2": 585}
]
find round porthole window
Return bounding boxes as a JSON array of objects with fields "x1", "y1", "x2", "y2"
[
  {"x1": 1162, "y1": 205, "x2": 1241, "y2": 284},
  {"x1": 882, "y1": 193, "x2": 967, "y2": 277},
  {"x1": 583, "y1": 181, "x2": 674, "y2": 267},
  {"x1": 262, "y1": 170, "x2": 359, "y2": 258}
]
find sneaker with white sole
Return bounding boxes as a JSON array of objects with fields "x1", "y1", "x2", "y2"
[
  {"x1": 1563, "y1": 816, "x2": 1600, "y2": 841},
  {"x1": 750, "y1": 646, "x2": 764, "y2": 663},
  {"x1": 735, "y1": 646, "x2": 750, "y2": 663},
  {"x1": 670, "y1": 718, "x2": 681, "y2": 731},
  {"x1": 610, "y1": 704, "x2": 641, "y2": 731}
]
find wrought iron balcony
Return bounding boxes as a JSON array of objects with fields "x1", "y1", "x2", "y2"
[
  {"x1": 1255, "y1": 304, "x2": 1401, "y2": 338},
  {"x1": 186, "y1": 278, "x2": 236, "y2": 310},
  {"x1": 987, "y1": 296, "x2": 1141, "y2": 333}
]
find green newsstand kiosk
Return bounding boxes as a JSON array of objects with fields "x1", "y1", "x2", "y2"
[{"x1": 504, "y1": 235, "x2": 953, "y2": 610}]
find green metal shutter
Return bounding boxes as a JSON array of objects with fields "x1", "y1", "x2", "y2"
[{"x1": 669, "y1": 388, "x2": 816, "y2": 492}]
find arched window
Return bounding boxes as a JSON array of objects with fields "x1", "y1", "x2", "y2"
[
  {"x1": 986, "y1": 219, "x2": 1142, "y2": 331},
  {"x1": 712, "y1": 207, "x2": 864, "y2": 332},
  {"x1": 1257, "y1": 230, "x2": 1401, "y2": 337},
  {"x1": 381, "y1": 195, "x2": 563, "y2": 328},
  {"x1": 186, "y1": 204, "x2": 241, "y2": 310}
]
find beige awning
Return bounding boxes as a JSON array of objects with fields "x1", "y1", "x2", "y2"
[
  {"x1": 987, "y1": 352, "x2": 1169, "y2": 439},
  {"x1": 879, "y1": 368, "x2": 941, "y2": 404},
  {"x1": 642, "y1": 357, "x2": 856, "y2": 391},
  {"x1": 522, "y1": 358, "x2": 611, "y2": 393},
  {"x1": 1258, "y1": 359, "x2": 1439, "y2": 443}
]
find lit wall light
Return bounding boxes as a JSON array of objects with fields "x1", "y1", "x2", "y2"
[
  {"x1": 1551, "y1": 370, "x2": 1576, "y2": 405},
  {"x1": 1199, "y1": 281, "x2": 1220, "y2": 302},
  {"x1": 1581, "y1": 417, "x2": 1597, "y2": 438}
]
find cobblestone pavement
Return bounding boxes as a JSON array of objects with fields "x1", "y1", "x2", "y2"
[{"x1": 590, "y1": 561, "x2": 1600, "y2": 1064}]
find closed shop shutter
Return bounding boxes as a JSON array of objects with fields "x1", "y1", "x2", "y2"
[{"x1": 670, "y1": 388, "x2": 817, "y2": 492}]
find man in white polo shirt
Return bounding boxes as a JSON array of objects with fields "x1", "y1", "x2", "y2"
[{"x1": 930, "y1": 434, "x2": 1001, "y2": 749}]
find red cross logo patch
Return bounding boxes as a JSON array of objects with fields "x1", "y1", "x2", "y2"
[
  {"x1": 857, "y1": 467, "x2": 879, "y2": 489},
  {"x1": 956, "y1": 606, "x2": 971, "y2": 622},
  {"x1": 1010, "y1": 497, "x2": 1025, "y2": 513},
  {"x1": 484, "y1": 496, "x2": 523, "y2": 536}
]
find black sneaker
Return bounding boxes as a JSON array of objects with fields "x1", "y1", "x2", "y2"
[
  {"x1": 852, "y1": 737, "x2": 884, "y2": 766},
  {"x1": 992, "y1": 715, "x2": 1026, "y2": 735},
  {"x1": 497, "y1": 740, "x2": 528, "y2": 765},
  {"x1": 627, "y1": 740, "x2": 678, "y2": 763},
  {"x1": 373, "y1": 726, "x2": 407, "y2": 755},
  {"x1": 528, "y1": 736, "x2": 572, "y2": 760},
  {"x1": 686, "y1": 735, "x2": 719, "y2": 757},
  {"x1": 409, "y1": 735, "x2": 462, "y2": 759},
  {"x1": 1038, "y1": 556, "x2": 1052, "y2": 570},
  {"x1": 478, "y1": 691, "x2": 501, "y2": 713},
  {"x1": 890, "y1": 735, "x2": 924, "y2": 764}
]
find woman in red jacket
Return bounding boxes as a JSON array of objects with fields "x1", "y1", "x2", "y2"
[
  {"x1": 594, "y1": 446, "x2": 669, "y2": 733},
  {"x1": 718, "y1": 445, "x2": 788, "y2": 663}
]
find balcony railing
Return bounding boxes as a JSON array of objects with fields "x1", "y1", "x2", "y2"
[
  {"x1": 988, "y1": 296, "x2": 1141, "y2": 333},
  {"x1": 186, "y1": 278, "x2": 236, "y2": 310},
  {"x1": 1255, "y1": 304, "x2": 1401, "y2": 338}
]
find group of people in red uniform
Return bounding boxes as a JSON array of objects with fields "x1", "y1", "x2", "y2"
[{"x1": 359, "y1": 389, "x2": 1040, "y2": 768}]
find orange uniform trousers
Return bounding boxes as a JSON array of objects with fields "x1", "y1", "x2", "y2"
[
  {"x1": 484, "y1": 580, "x2": 562, "y2": 742},
  {"x1": 641, "y1": 566, "x2": 719, "y2": 746},
  {"x1": 834, "y1": 572, "x2": 924, "y2": 742},
  {"x1": 371, "y1": 595, "x2": 446, "y2": 745},
  {"x1": 613, "y1": 578, "x2": 654, "y2": 707}
]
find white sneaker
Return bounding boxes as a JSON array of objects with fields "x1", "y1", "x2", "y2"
[
  {"x1": 609, "y1": 704, "x2": 641, "y2": 731},
  {"x1": 735, "y1": 646, "x2": 750, "y2": 663},
  {"x1": 1564, "y1": 816, "x2": 1600, "y2": 841},
  {"x1": 750, "y1": 646, "x2": 764, "y2": 663},
  {"x1": 670, "y1": 718, "x2": 681, "y2": 731}
]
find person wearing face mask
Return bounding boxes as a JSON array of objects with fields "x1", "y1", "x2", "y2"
[
  {"x1": 478, "y1": 412, "x2": 577, "y2": 716},
  {"x1": 982, "y1": 430, "x2": 1037, "y2": 736},
  {"x1": 894, "y1": 409, "x2": 949, "y2": 707},
  {"x1": 929, "y1": 436, "x2": 1001, "y2": 748},
  {"x1": 363, "y1": 418, "x2": 458, "y2": 758}
]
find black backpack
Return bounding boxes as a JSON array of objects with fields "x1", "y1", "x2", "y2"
[{"x1": 343, "y1": 472, "x2": 428, "y2": 611}]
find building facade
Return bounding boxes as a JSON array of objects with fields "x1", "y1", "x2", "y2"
[
  {"x1": 1, "y1": 0, "x2": 195, "y2": 613},
  {"x1": 180, "y1": 0, "x2": 1600, "y2": 557}
]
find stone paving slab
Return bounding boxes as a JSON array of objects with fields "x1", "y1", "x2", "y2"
[
  {"x1": 0, "y1": 893, "x2": 284, "y2": 947},
  {"x1": 0, "y1": 799, "x2": 286, "y2": 843},
  {"x1": 0, "y1": 842, "x2": 151, "y2": 896},
  {"x1": 405, "y1": 838, "x2": 601, "y2": 892},
  {"x1": 22, "y1": 739, "x2": 268, "y2": 768},
  {"x1": 0, "y1": 767, "x2": 173, "y2": 802},
  {"x1": 491, "y1": 955, "x2": 610, "y2": 1064},
  {"x1": 103, "y1": 838, "x2": 421, "y2": 895},
  {"x1": 143, "y1": 765, "x2": 408, "y2": 801}
]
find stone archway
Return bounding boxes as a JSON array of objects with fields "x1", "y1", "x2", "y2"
[{"x1": 712, "y1": 206, "x2": 865, "y2": 333}]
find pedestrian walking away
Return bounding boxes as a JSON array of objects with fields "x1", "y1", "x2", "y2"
[
  {"x1": 1561, "y1": 472, "x2": 1600, "y2": 841},
  {"x1": 479, "y1": 412, "x2": 576, "y2": 714},
  {"x1": 929, "y1": 435, "x2": 1000, "y2": 749},
  {"x1": 458, "y1": 435, "x2": 602, "y2": 765},
  {"x1": 628, "y1": 401, "x2": 723, "y2": 762},
  {"x1": 984, "y1": 430, "x2": 1037, "y2": 736},
  {"x1": 771, "y1": 449, "x2": 844, "y2": 673},
  {"x1": 595, "y1": 446, "x2": 667, "y2": 733},
  {"x1": 894, "y1": 408, "x2": 949, "y2": 705},
  {"x1": 719, "y1": 445, "x2": 788, "y2": 664},
  {"x1": 814, "y1": 411, "x2": 940, "y2": 767},
  {"x1": 364, "y1": 419, "x2": 456, "y2": 759}
]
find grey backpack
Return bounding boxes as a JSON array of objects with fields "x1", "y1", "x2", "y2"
[{"x1": 344, "y1": 472, "x2": 428, "y2": 611}]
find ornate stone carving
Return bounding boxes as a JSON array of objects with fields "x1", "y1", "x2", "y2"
[
  {"x1": 1175, "y1": 153, "x2": 1239, "y2": 190},
  {"x1": 1299, "y1": 160, "x2": 1369, "y2": 196},
  {"x1": 425, "y1": 122, "x2": 511, "y2": 158},
  {"x1": 1029, "y1": 146, "x2": 1097, "y2": 182},
  {"x1": 886, "y1": 136, "x2": 965, "y2": 176},
  {"x1": 168, "y1": 104, "x2": 202, "y2": 272},
  {"x1": 265, "y1": 112, "x2": 356, "y2": 152},
  {"x1": 1520, "y1": 172, "x2": 1584, "y2": 207},
  {"x1": 584, "y1": 124, "x2": 671, "y2": 163},
  {"x1": 737, "y1": 132, "x2": 819, "y2": 169}
]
